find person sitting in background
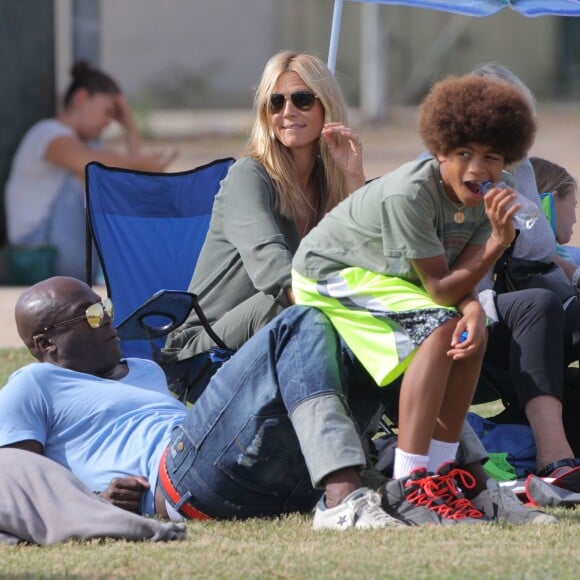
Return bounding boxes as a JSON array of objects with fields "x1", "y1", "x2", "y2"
[
  {"x1": 530, "y1": 156, "x2": 578, "y2": 262},
  {"x1": 472, "y1": 64, "x2": 580, "y2": 477},
  {"x1": 4, "y1": 61, "x2": 175, "y2": 281},
  {"x1": 161, "y1": 50, "x2": 365, "y2": 388}
]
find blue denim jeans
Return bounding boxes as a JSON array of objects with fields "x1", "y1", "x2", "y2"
[{"x1": 163, "y1": 306, "x2": 380, "y2": 520}]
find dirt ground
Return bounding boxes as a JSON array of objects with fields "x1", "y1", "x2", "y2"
[{"x1": 146, "y1": 103, "x2": 580, "y2": 245}]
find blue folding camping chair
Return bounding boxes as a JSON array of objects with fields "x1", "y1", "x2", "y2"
[{"x1": 85, "y1": 157, "x2": 235, "y2": 361}]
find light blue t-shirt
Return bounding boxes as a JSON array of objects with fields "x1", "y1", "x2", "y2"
[{"x1": 0, "y1": 358, "x2": 187, "y2": 515}]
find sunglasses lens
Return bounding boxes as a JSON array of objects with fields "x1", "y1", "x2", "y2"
[
  {"x1": 269, "y1": 92, "x2": 316, "y2": 113},
  {"x1": 103, "y1": 298, "x2": 114, "y2": 321},
  {"x1": 292, "y1": 91, "x2": 316, "y2": 110},
  {"x1": 269, "y1": 94, "x2": 285, "y2": 113},
  {"x1": 85, "y1": 303, "x2": 104, "y2": 329}
]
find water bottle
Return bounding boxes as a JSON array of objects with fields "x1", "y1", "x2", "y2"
[{"x1": 481, "y1": 180, "x2": 541, "y2": 230}]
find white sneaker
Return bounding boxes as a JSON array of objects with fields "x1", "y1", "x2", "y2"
[
  {"x1": 471, "y1": 480, "x2": 557, "y2": 525},
  {"x1": 313, "y1": 487, "x2": 405, "y2": 530}
]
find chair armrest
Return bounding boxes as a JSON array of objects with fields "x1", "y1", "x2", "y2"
[{"x1": 115, "y1": 290, "x2": 195, "y2": 342}]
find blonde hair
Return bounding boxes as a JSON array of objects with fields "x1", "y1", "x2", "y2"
[
  {"x1": 530, "y1": 157, "x2": 577, "y2": 200},
  {"x1": 245, "y1": 51, "x2": 350, "y2": 222}
]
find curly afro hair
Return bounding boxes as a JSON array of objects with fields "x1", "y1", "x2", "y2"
[{"x1": 419, "y1": 75, "x2": 536, "y2": 165}]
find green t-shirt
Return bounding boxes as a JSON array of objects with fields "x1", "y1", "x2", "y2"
[{"x1": 293, "y1": 157, "x2": 491, "y2": 285}]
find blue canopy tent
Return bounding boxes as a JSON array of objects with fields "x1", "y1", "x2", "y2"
[{"x1": 328, "y1": 0, "x2": 580, "y2": 71}]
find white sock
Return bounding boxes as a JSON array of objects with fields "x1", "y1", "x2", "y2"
[
  {"x1": 393, "y1": 448, "x2": 429, "y2": 479},
  {"x1": 427, "y1": 439, "x2": 459, "y2": 473}
]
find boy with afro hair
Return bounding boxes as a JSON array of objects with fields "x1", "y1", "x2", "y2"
[{"x1": 292, "y1": 74, "x2": 537, "y2": 525}]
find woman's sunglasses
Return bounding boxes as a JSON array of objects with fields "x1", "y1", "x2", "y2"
[
  {"x1": 268, "y1": 91, "x2": 318, "y2": 114},
  {"x1": 32, "y1": 298, "x2": 114, "y2": 340}
]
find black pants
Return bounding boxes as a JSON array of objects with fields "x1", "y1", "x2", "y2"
[{"x1": 485, "y1": 289, "x2": 580, "y2": 448}]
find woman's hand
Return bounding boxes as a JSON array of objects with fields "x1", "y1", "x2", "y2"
[
  {"x1": 113, "y1": 94, "x2": 137, "y2": 129},
  {"x1": 112, "y1": 94, "x2": 178, "y2": 169},
  {"x1": 321, "y1": 122, "x2": 365, "y2": 191},
  {"x1": 114, "y1": 94, "x2": 143, "y2": 154}
]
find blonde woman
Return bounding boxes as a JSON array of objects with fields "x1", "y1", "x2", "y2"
[{"x1": 162, "y1": 51, "x2": 364, "y2": 369}]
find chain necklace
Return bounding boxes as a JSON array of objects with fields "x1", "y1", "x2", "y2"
[
  {"x1": 300, "y1": 183, "x2": 320, "y2": 237},
  {"x1": 440, "y1": 179, "x2": 465, "y2": 224},
  {"x1": 452, "y1": 203, "x2": 465, "y2": 224},
  {"x1": 301, "y1": 204, "x2": 319, "y2": 236}
]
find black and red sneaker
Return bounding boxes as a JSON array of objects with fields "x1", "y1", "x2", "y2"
[
  {"x1": 433, "y1": 462, "x2": 489, "y2": 521},
  {"x1": 381, "y1": 467, "x2": 487, "y2": 526}
]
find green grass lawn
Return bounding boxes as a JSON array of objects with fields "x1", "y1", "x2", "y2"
[
  {"x1": 1, "y1": 513, "x2": 579, "y2": 578},
  {"x1": 0, "y1": 347, "x2": 34, "y2": 384},
  {"x1": 0, "y1": 348, "x2": 578, "y2": 578}
]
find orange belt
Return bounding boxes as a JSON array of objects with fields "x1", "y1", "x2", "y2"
[{"x1": 158, "y1": 447, "x2": 212, "y2": 520}]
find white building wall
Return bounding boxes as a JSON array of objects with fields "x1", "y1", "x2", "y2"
[
  {"x1": 54, "y1": 1, "x2": 565, "y2": 109},
  {"x1": 55, "y1": 0, "x2": 283, "y2": 107}
]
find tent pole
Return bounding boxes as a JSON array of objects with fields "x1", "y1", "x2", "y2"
[
  {"x1": 360, "y1": 3, "x2": 387, "y2": 121},
  {"x1": 327, "y1": 0, "x2": 344, "y2": 72}
]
